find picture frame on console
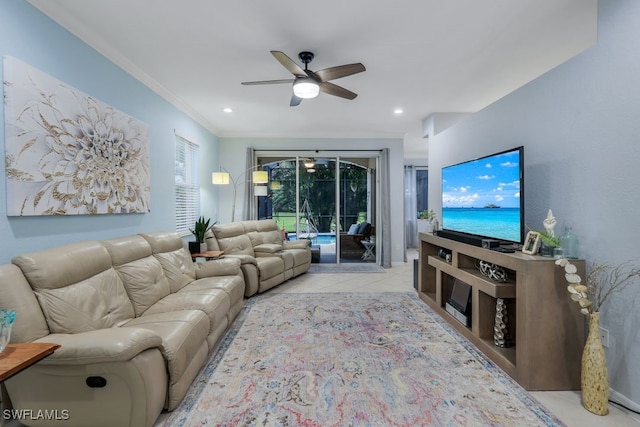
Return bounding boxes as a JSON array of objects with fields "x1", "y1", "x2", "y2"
[{"x1": 522, "y1": 231, "x2": 541, "y2": 255}]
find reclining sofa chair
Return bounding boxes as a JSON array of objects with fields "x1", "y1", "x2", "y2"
[
  {"x1": 0, "y1": 231, "x2": 245, "y2": 427},
  {"x1": 208, "y1": 219, "x2": 311, "y2": 297}
]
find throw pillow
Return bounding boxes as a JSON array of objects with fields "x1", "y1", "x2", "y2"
[
  {"x1": 347, "y1": 224, "x2": 359, "y2": 235},
  {"x1": 360, "y1": 222, "x2": 372, "y2": 237}
]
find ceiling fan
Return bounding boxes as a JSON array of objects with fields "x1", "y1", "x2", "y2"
[{"x1": 241, "y1": 51, "x2": 366, "y2": 106}]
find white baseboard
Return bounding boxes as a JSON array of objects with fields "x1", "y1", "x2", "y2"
[{"x1": 609, "y1": 388, "x2": 640, "y2": 420}]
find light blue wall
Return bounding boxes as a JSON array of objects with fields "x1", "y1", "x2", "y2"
[
  {"x1": 429, "y1": 0, "x2": 640, "y2": 408},
  {"x1": 0, "y1": 1, "x2": 220, "y2": 264}
]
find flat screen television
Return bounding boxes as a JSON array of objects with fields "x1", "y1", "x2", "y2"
[{"x1": 441, "y1": 146, "x2": 524, "y2": 244}]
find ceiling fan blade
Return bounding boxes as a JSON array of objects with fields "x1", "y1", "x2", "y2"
[
  {"x1": 271, "y1": 51, "x2": 307, "y2": 77},
  {"x1": 290, "y1": 94, "x2": 303, "y2": 107},
  {"x1": 314, "y1": 63, "x2": 366, "y2": 82},
  {"x1": 241, "y1": 79, "x2": 294, "y2": 85},
  {"x1": 319, "y1": 81, "x2": 358, "y2": 100}
]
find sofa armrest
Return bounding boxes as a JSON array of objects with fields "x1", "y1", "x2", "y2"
[
  {"x1": 33, "y1": 327, "x2": 162, "y2": 366},
  {"x1": 283, "y1": 240, "x2": 311, "y2": 249},
  {"x1": 254, "y1": 243, "x2": 283, "y2": 254},
  {"x1": 224, "y1": 254, "x2": 258, "y2": 266},
  {"x1": 195, "y1": 257, "x2": 241, "y2": 278}
]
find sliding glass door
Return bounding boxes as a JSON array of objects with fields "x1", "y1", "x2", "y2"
[{"x1": 257, "y1": 153, "x2": 378, "y2": 265}]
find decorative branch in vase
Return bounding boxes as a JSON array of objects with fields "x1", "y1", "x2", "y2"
[{"x1": 556, "y1": 257, "x2": 640, "y2": 415}]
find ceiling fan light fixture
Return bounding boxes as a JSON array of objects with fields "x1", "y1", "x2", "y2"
[{"x1": 293, "y1": 78, "x2": 320, "y2": 99}]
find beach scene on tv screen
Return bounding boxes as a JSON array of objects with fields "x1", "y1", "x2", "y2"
[{"x1": 442, "y1": 150, "x2": 521, "y2": 242}]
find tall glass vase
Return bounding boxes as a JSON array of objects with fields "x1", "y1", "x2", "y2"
[{"x1": 581, "y1": 311, "x2": 609, "y2": 415}]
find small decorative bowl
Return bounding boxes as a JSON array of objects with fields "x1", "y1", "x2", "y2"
[{"x1": 0, "y1": 309, "x2": 16, "y2": 354}]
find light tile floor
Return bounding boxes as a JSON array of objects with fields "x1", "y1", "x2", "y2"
[{"x1": 155, "y1": 249, "x2": 640, "y2": 427}]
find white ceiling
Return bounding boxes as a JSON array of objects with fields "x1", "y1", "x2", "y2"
[{"x1": 28, "y1": 0, "x2": 597, "y2": 160}]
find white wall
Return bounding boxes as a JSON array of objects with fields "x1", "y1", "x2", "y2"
[
  {"x1": 429, "y1": 0, "x2": 640, "y2": 408},
  {"x1": 218, "y1": 137, "x2": 405, "y2": 264}
]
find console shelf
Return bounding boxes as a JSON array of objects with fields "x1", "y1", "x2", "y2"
[{"x1": 418, "y1": 233, "x2": 585, "y2": 390}]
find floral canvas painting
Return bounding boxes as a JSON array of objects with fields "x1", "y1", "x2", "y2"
[{"x1": 3, "y1": 56, "x2": 150, "y2": 216}]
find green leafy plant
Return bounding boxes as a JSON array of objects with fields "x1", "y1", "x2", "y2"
[
  {"x1": 418, "y1": 209, "x2": 436, "y2": 221},
  {"x1": 537, "y1": 229, "x2": 561, "y2": 248},
  {"x1": 190, "y1": 216, "x2": 214, "y2": 243},
  {"x1": 526, "y1": 224, "x2": 560, "y2": 248}
]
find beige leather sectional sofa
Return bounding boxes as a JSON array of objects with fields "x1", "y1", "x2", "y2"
[
  {"x1": 0, "y1": 220, "x2": 310, "y2": 427},
  {"x1": 0, "y1": 231, "x2": 245, "y2": 427},
  {"x1": 207, "y1": 219, "x2": 312, "y2": 296}
]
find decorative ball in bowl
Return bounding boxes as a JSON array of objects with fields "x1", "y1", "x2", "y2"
[{"x1": 0, "y1": 309, "x2": 16, "y2": 354}]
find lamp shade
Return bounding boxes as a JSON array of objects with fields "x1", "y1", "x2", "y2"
[
  {"x1": 212, "y1": 172, "x2": 230, "y2": 185},
  {"x1": 303, "y1": 158, "x2": 315, "y2": 168},
  {"x1": 254, "y1": 185, "x2": 268, "y2": 196},
  {"x1": 252, "y1": 170, "x2": 269, "y2": 184},
  {"x1": 270, "y1": 181, "x2": 282, "y2": 190},
  {"x1": 293, "y1": 78, "x2": 320, "y2": 99}
]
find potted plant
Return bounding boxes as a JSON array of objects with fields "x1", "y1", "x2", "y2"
[
  {"x1": 189, "y1": 216, "x2": 214, "y2": 254},
  {"x1": 417, "y1": 209, "x2": 436, "y2": 234},
  {"x1": 536, "y1": 229, "x2": 561, "y2": 257}
]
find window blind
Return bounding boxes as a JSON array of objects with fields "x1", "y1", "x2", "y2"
[{"x1": 175, "y1": 135, "x2": 200, "y2": 235}]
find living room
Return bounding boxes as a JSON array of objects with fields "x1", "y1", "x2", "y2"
[{"x1": 1, "y1": 1, "x2": 639, "y2": 426}]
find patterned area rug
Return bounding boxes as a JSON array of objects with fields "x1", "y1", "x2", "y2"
[{"x1": 167, "y1": 292, "x2": 564, "y2": 426}]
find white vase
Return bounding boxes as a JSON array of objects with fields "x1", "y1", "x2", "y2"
[
  {"x1": 200, "y1": 243, "x2": 208, "y2": 253},
  {"x1": 417, "y1": 219, "x2": 432, "y2": 235}
]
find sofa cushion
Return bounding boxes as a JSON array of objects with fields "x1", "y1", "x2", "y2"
[
  {"x1": 246, "y1": 231, "x2": 264, "y2": 247},
  {"x1": 38, "y1": 269, "x2": 134, "y2": 334},
  {"x1": 347, "y1": 224, "x2": 359, "y2": 235},
  {"x1": 123, "y1": 309, "x2": 209, "y2": 409},
  {"x1": 13, "y1": 240, "x2": 111, "y2": 290},
  {"x1": 213, "y1": 222, "x2": 245, "y2": 239},
  {"x1": 255, "y1": 256, "x2": 284, "y2": 281},
  {"x1": 140, "y1": 232, "x2": 198, "y2": 293},
  {"x1": 184, "y1": 275, "x2": 245, "y2": 309},
  {"x1": 262, "y1": 230, "x2": 284, "y2": 245},
  {"x1": 285, "y1": 247, "x2": 311, "y2": 267},
  {"x1": 12, "y1": 241, "x2": 134, "y2": 333},
  {"x1": 102, "y1": 236, "x2": 171, "y2": 317},
  {"x1": 144, "y1": 290, "x2": 231, "y2": 339},
  {"x1": 254, "y1": 219, "x2": 278, "y2": 233},
  {"x1": 0, "y1": 264, "x2": 50, "y2": 342},
  {"x1": 216, "y1": 234, "x2": 255, "y2": 256},
  {"x1": 279, "y1": 251, "x2": 294, "y2": 270},
  {"x1": 119, "y1": 257, "x2": 172, "y2": 317}
]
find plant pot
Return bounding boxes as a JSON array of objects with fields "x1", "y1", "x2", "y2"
[
  {"x1": 188, "y1": 241, "x2": 200, "y2": 254},
  {"x1": 539, "y1": 244, "x2": 555, "y2": 257}
]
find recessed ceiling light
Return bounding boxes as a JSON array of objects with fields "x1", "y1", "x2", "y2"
[
  {"x1": 393, "y1": 108, "x2": 403, "y2": 115},
  {"x1": 223, "y1": 107, "x2": 233, "y2": 113}
]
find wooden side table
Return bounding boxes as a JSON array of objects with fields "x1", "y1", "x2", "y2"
[
  {"x1": 0, "y1": 343, "x2": 60, "y2": 383},
  {"x1": 190, "y1": 250, "x2": 224, "y2": 261}
]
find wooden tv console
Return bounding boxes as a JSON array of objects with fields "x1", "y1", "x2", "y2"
[{"x1": 418, "y1": 233, "x2": 585, "y2": 390}]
